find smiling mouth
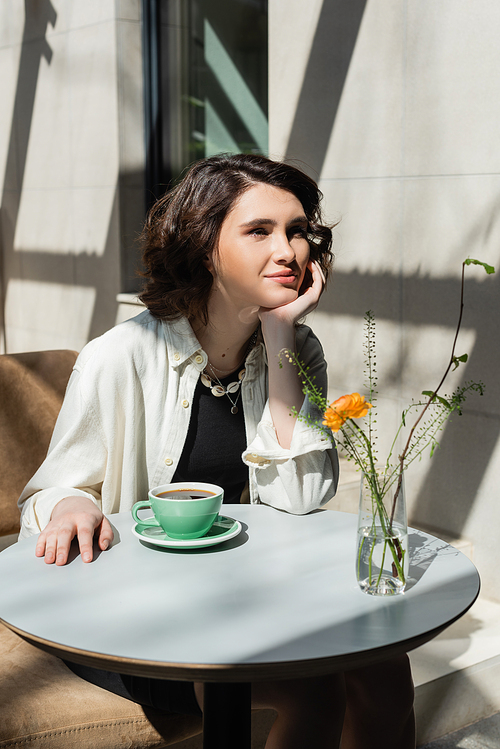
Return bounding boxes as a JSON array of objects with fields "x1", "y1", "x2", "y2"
[{"x1": 266, "y1": 272, "x2": 297, "y2": 284}]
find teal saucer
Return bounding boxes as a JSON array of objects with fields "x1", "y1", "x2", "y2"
[{"x1": 132, "y1": 515, "x2": 242, "y2": 549}]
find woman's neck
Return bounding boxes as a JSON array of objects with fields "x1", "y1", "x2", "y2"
[{"x1": 193, "y1": 309, "x2": 259, "y2": 374}]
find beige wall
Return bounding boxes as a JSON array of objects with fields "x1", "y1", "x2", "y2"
[
  {"x1": 270, "y1": 0, "x2": 500, "y2": 599},
  {"x1": 0, "y1": 0, "x2": 144, "y2": 354}
]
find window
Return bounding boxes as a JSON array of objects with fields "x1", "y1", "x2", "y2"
[{"x1": 143, "y1": 0, "x2": 268, "y2": 206}]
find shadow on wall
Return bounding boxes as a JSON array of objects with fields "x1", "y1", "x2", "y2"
[
  {"x1": 319, "y1": 262, "x2": 500, "y2": 538},
  {"x1": 407, "y1": 263, "x2": 500, "y2": 537},
  {"x1": 0, "y1": 1, "x2": 143, "y2": 351},
  {"x1": 283, "y1": 0, "x2": 500, "y2": 541},
  {"x1": 285, "y1": 0, "x2": 368, "y2": 178},
  {"x1": 2, "y1": 180, "x2": 144, "y2": 348},
  {"x1": 317, "y1": 186, "x2": 500, "y2": 539},
  {"x1": 0, "y1": 0, "x2": 58, "y2": 349},
  {"x1": 0, "y1": 0, "x2": 57, "y2": 239}
]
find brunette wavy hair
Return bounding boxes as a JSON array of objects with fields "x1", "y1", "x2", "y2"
[{"x1": 139, "y1": 153, "x2": 334, "y2": 323}]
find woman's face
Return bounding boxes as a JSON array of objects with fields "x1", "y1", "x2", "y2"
[{"x1": 208, "y1": 183, "x2": 310, "y2": 314}]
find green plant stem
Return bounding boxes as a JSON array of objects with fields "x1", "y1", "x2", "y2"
[
  {"x1": 396, "y1": 260, "x2": 468, "y2": 499},
  {"x1": 350, "y1": 420, "x2": 378, "y2": 476},
  {"x1": 362, "y1": 473, "x2": 406, "y2": 584},
  {"x1": 343, "y1": 423, "x2": 406, "y2": 583}
]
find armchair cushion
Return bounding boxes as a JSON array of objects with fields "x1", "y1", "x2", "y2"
[
  {"x1": 0, "y1": 350, "x2": 78, "y2": 536},
  {"x1": 0, "y1": 623, "x2": 202, "y2": 748}
]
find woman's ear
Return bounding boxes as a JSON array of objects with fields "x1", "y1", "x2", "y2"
[{"x1": 203, "y1": 252, "x2": 215, "y2": 275}]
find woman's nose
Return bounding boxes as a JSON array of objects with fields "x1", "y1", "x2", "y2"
[{"x1": 272, "y1": 232, "x2": 295, "y2": 262}]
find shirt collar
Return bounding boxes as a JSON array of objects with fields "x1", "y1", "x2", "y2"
[
  {"x1": 162, "y1": 317, "x2": 205, "y2": 368},
  {"x1": 163, "y1": 316, "x2": 265, "y2": 370}
]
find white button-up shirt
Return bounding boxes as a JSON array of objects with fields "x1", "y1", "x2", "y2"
[{"x1": 19, "y1": 311, "x2": 338, "y2": 537}]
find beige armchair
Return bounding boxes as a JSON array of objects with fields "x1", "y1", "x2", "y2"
[{"x1": 0, "y1": 351, "x2": 202, "y2": 747}]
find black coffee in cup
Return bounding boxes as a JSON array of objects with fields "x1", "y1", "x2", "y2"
[{"x1": 156, "y1": 489, "x2": 216, "y2": 500}]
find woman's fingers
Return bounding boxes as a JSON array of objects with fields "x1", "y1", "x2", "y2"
[
  {"x1": 36, "y1": 521, "x2": 75, "y2": 565},
  {"x1": 56, "y1": 522, "x2": 81, "y2": 565},
  {"x1": 305, "y1": 259, "x2": 325, "y2": 299},
  {"x1": 35, "y1": 532, "x2": 47, "y2": 558},
  {"x1": 35, "y1": 496, "x2": 113, "y2": 565},
  {"x1": 260, "y1": 260, "x2": 325, "y2": 327},
  {"x1": 98, "y1": 515, "x2": 114, "y2": 552},
  {"x1": 287, "y1": 260, "x2": 324, "y2": 318},
  {"x1": 35, "y1": 529, "x2": 53, "y2": 562},
  {"x1": 312, "y1": 259, "x2": 326, "y2": 287},
  {"x1": 76, "y1": 515, "x2": 101, "y2": 564}
]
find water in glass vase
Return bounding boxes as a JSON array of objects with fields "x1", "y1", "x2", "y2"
[{"x1": 357, "y1": 524, "x2": 409, "y2": 596}]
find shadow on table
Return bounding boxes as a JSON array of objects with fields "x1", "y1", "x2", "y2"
[
  {"x1": 66, "y1": 519, "x2": 248, "y2": 563},
  {"x1": 137, "y1": 523, "x2": 249, "y2": 555},
  {"x1": 406, "y1": 531, "x2": 458, "y2": 592},
  {"x1": 246, "y1": 570, "x2": 479, "y2": 671},
  {"x1": 65, "y1": 521, "x2": 122, "y2": 565}
]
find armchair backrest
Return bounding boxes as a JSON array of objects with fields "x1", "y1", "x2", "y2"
[{"x1": 0, "y1": 350, "x2": 78, "y2": 537}]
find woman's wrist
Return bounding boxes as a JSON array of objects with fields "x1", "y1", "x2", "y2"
[
  {"x1": 261, "y1": 317, "x2": 304, "y2": 448},
  {"x1": 50, "y1": 495, "x2": 100, "y2": 521},
  {"x1": 260, "y1": 314, "x2": 296, "y2": 353}
]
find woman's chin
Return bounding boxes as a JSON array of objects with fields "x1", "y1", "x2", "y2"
[{"x1": 264, "y1": 289, "x2": 299, "y2": 308}]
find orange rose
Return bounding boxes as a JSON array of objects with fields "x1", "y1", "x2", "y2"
[{"x1": 322, "y1": 393, "x2": 372, "y2": 432}]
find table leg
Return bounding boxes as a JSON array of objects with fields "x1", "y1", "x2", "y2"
[{"x1": 203, "y1": 682, "x2": 251, "y2": 749}]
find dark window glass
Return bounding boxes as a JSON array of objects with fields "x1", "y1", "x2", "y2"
[
  {"x1": 187, "y1": 0, "x2": 268, "y2": 162},
  {"x1": 145, "y1": 0, "x2": 268, "y2": 201}
]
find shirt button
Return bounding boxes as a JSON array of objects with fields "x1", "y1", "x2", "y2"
[
  {"x1": 164, "y1": 457, "x2": 173, "y2": 466},
  {"x1": 181, "y1": 399, "x2": 189, "y2": 408},
  {"x1": 173, "y1": 352, "x2": 181, "y2": 361},
  {"x1": 194, "y1": 354, "x2": 203, "y2": 364}
]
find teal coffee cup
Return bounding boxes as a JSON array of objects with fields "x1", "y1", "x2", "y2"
[{"x1": 131, "y1": 482, "x2": 224, "y2": 539}]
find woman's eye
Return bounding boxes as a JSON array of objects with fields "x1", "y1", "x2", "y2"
[
  {"x1": 289, "y1": 226, "x2": 307, "y2": 238},
  {"x1": 250, "y1": 228, "x2": 267, "y2": 236}
]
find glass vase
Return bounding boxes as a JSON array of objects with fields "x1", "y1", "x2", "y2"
[{"x1": 356, "y1": 469, "x2": 409, "y2": 596}]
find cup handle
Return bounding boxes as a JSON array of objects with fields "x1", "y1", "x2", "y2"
[{"x1": 131, "y1": 500, "x2": 160, "y2": 527}]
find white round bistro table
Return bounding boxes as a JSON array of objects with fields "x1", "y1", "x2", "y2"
[{"x1": 0, "y1": 506, "x2": 480, "y2": 748}]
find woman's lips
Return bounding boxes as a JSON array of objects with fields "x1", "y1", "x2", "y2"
[{"x1": 266, "y1": 272, "x2": 297, "y2": 284}]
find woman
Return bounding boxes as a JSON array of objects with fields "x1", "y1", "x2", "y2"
[{"x1": 18, "y1": 154, "x2": 414, "y2": 748}]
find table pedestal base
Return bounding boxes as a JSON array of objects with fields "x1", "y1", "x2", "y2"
[{"x1": 203, "y1": 682, "x2": 251, "y2": 748}]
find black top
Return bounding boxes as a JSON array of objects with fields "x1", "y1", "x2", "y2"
[{"x1": 172, "y1": 371, "x2": 248, "y2": 503}]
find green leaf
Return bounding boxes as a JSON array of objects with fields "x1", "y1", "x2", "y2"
[
  {"x1": 464, "y1": 258, "x2": 495, "y2": 274},
  {"x1": 422, "y1": 391, "x2": 451, "y2": 408},
  {"x1": 452, "y1": 353, "x2": 468, "y2": 370},
  {"x1": 436, "y1": 395, "x2": 451, "y2": 408}
]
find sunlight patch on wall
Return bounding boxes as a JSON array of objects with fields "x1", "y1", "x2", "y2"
[
  {"x1": 5, "y1": 279, "x2": 96, "y2": 353},
  {"x1": 13, "y1": 186, "x2": 115, "y2": 255}
]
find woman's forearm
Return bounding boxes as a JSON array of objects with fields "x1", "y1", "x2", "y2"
[{"x1": 261, "y1": 319, "x2": 304, "y2": 448}]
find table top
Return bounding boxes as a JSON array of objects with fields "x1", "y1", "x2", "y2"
[{"x1": 0, "y1": 506, "x2": 480, "y2": 682}]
